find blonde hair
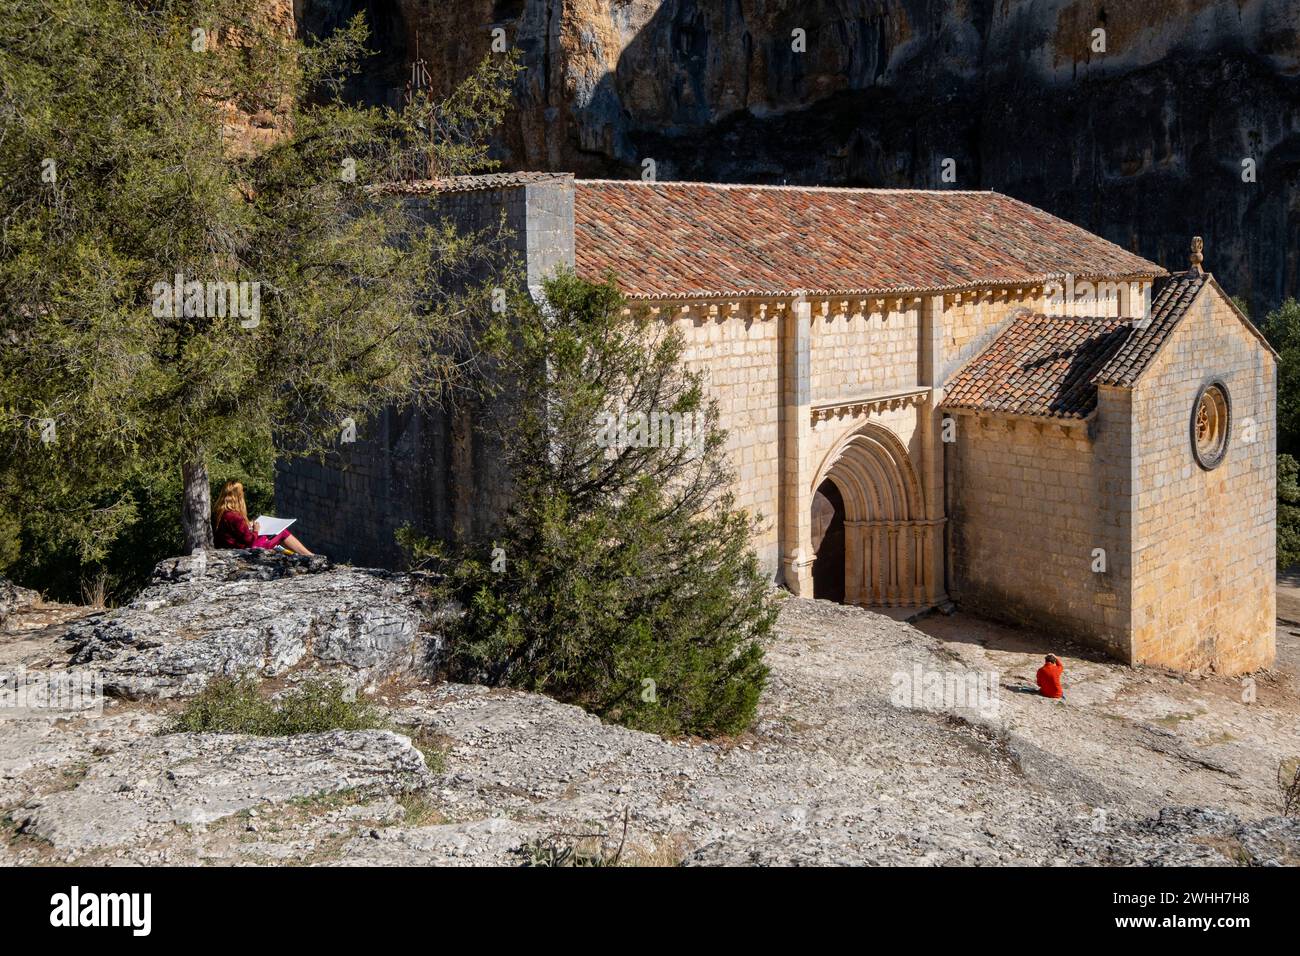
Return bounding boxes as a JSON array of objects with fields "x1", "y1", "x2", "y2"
[{"x1": 213, "y1": 480, "x2": 248, "y2": 524}]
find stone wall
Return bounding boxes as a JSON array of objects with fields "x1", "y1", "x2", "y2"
[
  {"x1": 671, "y1": 304, "x2": 783, "y2": 575},
  {"x1": 661, "y1": 294, "x2": 936, "y2": 584},
  {"x1": 665, "y1": 287, "x2": 1057, "y2": 597},
  {"x1": 274, "y1": 180, "x2": 575, "y2": 567},
  {"x1": 946, "y1": 409, "x2": 1133, "y2": 660},
  {"x1": 1128, "y1": 281, "x2": 1277, "y2": 674},
  {"x1": 809, "y1": 299, "x2": 920, "y2": 401},
  {"x1": 945, "y1": 278, "x2": 1277, "y2": 673}
]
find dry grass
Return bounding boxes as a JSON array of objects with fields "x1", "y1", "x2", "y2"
[
  {"x1": 618, "y1": 834, "x2": 691, "y2": 867},
  {"x1": 80, "y1": 571, "x2": 109, "y2": 610},
  {"x1": 403, "y1": 727, "x2": 451, "y2": 774},
  {"x1": 1279, "y1": 757, "x2": 1300, "y2": 817},
  {"x1": 396, "y1": 793, "x2": 445, "y2": 827}
]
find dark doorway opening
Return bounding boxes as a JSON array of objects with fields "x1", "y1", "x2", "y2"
[{"x1": 812, "y1": 478, "x2": 846, "y2": 602}]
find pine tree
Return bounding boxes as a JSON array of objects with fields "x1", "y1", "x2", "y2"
[
  {"x1": 433, "y1": 273, "x2": 775, "y2": 738},
  {"x1": 1277, "y1": 455, "x2": 1300, "y2": 571},
  {"x1": 0, "y1": 0, "x2": 517, "y2": 580},
  {"x1": 1262, "y1": 298, "x2": 1300, "y2": 457}
]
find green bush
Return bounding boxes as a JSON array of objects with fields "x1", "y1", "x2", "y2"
[
  {"x1": 1262, "y1": 298, "x2": 1300, "y2": 457},
  {"x1": 1279, "y1": 455, "x2": 1300, "y2": 571},
  {"x1": 1256, "y1": 302, "x2": 1300, "y2": 570},
  {"x1": 2, "y1": 449, "x2": 274, "y2": 606},
  {"x1": 164, "y1": 675, "x2": 386, "y2": 736},
  {"x1": 427, "y1": 273, "x2": 774, "y2": 739}
]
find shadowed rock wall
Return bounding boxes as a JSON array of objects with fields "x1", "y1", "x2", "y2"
[{"x1": 298, "y1": 0, "x2": 1300, "y2": 317}]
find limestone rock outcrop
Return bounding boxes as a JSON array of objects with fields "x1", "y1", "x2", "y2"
[
  {"x1": 0, "y1": 577, "x2": 38, "y2": 628},
  {"x1": 2, "y1": 583, "x2": 1299, "y2": 865},
  {"x1": 59, "y1": 550, "x2": 445, "y2": 699},
  {"x1": 13, "y1": 729, "x2": 432, "y2": 853}
]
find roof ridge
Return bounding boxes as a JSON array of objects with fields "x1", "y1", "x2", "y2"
[
  {"x1": 1092, "y1": 270, "x2": 1210, "y2": 387},
  {"x1": 575, "y1": 178, "x2": 996, "y2": 195},
  {"x1": 369, "y1": 172, "x2": 574, "y2": 195},
  {"x1": 574, "y1": 177, "x2": 1165, "y2": 298}
]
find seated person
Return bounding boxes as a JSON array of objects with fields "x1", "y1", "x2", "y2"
[
  {"x1": 212, "y1": 480, "x2": 313, "y2": 555},
  {"x1": 1035, "y1": 653, "x2": 1064, "y2": 699}
]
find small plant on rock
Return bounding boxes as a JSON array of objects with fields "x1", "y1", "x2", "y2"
[
  {"x1": 513, "y1": 810, "x2": 631, "y2": 867},
  {"x1": 164, "y1": 675, "x2": 386, "y2": 736},
  {"x1": 514, "y1": 839, "x2": 616, "y2": 867},
  {"x1": 1279, "y1": 758, "x2": 1300, "y2": 817}
]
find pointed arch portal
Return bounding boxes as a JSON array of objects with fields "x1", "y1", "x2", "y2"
[{"x1": 813, "y1": 422, "x2": 933, "y2": 607}]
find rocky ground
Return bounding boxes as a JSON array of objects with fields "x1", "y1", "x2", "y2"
[{"x1": 1, "y1": 553, "x2": 1297, "y2": 866}]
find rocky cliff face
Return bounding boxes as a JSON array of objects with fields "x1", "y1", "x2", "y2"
[{"x1": 296, "y1": 0, "x2": 1300, "y2": 317}]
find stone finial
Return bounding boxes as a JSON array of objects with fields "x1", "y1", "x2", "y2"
[{"x1": 1189, "y1": 236, "x2": 1204, "y2": 274}]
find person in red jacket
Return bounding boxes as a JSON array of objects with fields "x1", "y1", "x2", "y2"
[
  {"x1": 1036, "y1": 654, "x2": 1064, "y2": 699},
  {"x1": 212, "y1": 480, "x2": 313, "y2": 555}
]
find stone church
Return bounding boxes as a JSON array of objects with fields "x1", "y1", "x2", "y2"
[{"x1": 277, "y1": 173, "x2": 1277, "y2": 675}]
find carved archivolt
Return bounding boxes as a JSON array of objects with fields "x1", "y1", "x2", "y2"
[{"x1": 813, "y1": 421, "x2": 938, "y2": 607}]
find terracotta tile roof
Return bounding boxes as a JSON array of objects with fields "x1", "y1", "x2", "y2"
[
  {"x1": 369, "y1": 172, "x2": 573, "y2": 196},
  {"x1": 1093, "y1": 271, "x2": 1208, "y2": 386},
  {"x1": 573, "y1": 180, "x2": 1162, "y2": 299},
  {"x1": 941, "y1": 314, "x2": 1131, "y2": 419},
  {"x1": 941, "y1": 271, "x2": 1213, "y2": 419}
]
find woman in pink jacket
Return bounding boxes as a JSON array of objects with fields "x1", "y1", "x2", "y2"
[{"x1": 211, "y1": 480, "x2": 313, "y2": 555}]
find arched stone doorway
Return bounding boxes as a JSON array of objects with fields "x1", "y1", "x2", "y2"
[
  {"x1": 812, "y1": 479, "x2": 845, "y2": 601},
  {"x1": 813, "y1": 422, "x2": 931, "y2": 607}
]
